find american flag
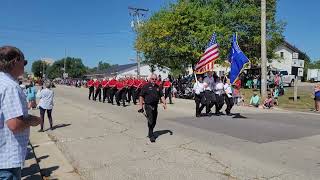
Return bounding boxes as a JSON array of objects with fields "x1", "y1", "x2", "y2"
[{"x1": 195, "y1": 33, "x2": 219, "y2": 74}]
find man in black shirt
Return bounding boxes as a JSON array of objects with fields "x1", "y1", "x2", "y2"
[{"x1": 139, "y1": 74, "x2": 167, "y2": 143}]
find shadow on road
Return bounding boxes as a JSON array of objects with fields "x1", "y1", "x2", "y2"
[
  {"x1": 154, "y1": 130, "x2": 173, "y2": 139},
  {"x1": 51, "y1": 123, "x2": 71, "y2": 130},
  {"x1": 232, "y1": 113, "x2": 247, "y2": 119},
  {"x1": 41, "y1": 166, "x2": 60, "y2": 178}
]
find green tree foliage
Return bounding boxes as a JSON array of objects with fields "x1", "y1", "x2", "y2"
[
  {"x1": 46, "y1": 57, "x2": 86, "y2": 79},
  {"x1": 31, "y1": 60, "x2": 48, "y2": 77},
  {"x1": 136, "y1": 0, "x2": 285, "y2": 71},
  {"x1": 98, "y1": 61, "x2": 111, "y2": 71}
]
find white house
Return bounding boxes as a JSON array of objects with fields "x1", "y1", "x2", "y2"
[
  {"x1": 268, "y1": 41, "x2": 305, "y2": 76},
  {"x1": 86, "y1": 63, "x2": 170, "y2": 79}
]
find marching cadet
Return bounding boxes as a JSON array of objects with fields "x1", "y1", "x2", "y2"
[
  {"x1": 94, "y1": 79, "x2": 102, "y2": 102},
  {"x1": 138, "y1": 74, "x2": 167, "y2": 143},
  {"x1": 115, "y1": 78, "x2": 126, "y2": 107},
  {"x1": 101, "y1": 78, "x2": 108, "y2": 103},
  {"x1": 203, "y1": 71, "x2": 216, "y2": 115},
  {"x1": 132, "y1": 77, "x2": 140, "y2": 105},
  {"x1": 108, "y1": 77, "x2": 117, "y2": 104},
  {"x1": 224, "y1": 78, "x2": 234, "y2": 116},
  {"x1": 87, "y1": 77, "x2": 95, "y2": 100},
  {"x1": 193, "y1": 76, "x2": 205, "y2": 117},
  {"x1": 126, "y1": 77, "x2": 134, "y2": 103},
  {"x1": 214, "y1": 77, "x2": 225, "y2": 116},
  {"x1": 163, "y1": 78, "x2": 173, "y2": 104}
]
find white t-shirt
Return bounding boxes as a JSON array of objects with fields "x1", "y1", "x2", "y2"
[
  {"x1": 215, "y1": 82, "x2": 224, "y2": 95},
  {"x1": 193, "y1": 82, "x2": 204, "y2": 95},
  {"x1": 224, "y1": 83, "x2": 233, "y2": 98}
]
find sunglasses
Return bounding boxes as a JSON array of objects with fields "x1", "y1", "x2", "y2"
[
  {"x1": 24, "y1": 60, "x2": 28, "y2": 66},
  {"x1": 151, "y1": 78, "x2": 157, "y2": 80}
]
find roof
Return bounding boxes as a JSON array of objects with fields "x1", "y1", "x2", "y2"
[
  {"x1": 283, "y1": 40, "x2": 304, "y2": 55},
  {"x1": 87, "y1": 63, "x2": 138, "y2": 76}
]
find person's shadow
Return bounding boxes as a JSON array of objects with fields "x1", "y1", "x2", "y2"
[
  {"x1": 46, "y1": 123, "x2": 71, "y2": 131},
  {"x1": 232, "y1": 113, "x2": 247, "y2": 119},
  {"x1": 153, "y1": 130, "x2": 173, "y2": 140}
]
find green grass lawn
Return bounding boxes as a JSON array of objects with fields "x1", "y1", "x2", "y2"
[{"x1": 241, "y1": 87, "x2": 315, "y2": 112}]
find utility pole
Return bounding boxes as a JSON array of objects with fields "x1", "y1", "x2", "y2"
[
  {"x1": 64, "y1": 48, "x2": 67, "y2": 79},
  {"x1": 128, "y1": 6, "x2": 148, "y2": 77},
  {"x1": 261, "y1": 0, "x2": 267, "y2": 99}
]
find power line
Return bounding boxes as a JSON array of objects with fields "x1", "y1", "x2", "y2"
[
  {"x1": 128, "y1": 6, "x2": 149, "y2": 77},
  {"x1": 0, "y1": 26, "x2": 132, "y2": 36}
]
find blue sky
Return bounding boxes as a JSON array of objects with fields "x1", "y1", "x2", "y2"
[{"x1": 0, "y1": 0, "x2": 319, "y2": 71}]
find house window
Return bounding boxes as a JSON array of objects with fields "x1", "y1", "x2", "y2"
[{"x1": 280, "y1": 52, "x2": 284, "y2": 58}]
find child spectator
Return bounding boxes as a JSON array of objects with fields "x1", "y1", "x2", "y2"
[
  {"x1": 249, "y1": 92, "x2": 260, "y2": 107},
  {"x1": 263, "y1": 93, "x2": 273, "y2": 109}
]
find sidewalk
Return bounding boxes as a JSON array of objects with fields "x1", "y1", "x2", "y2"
[
  {"x1": 27, "y1": 118, "x2": 82, "y2": 180},
  {"x1": 21, "y1": 144, "x2": 42, "y2": 180}
]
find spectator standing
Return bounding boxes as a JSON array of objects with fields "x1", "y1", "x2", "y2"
[
  {"x1": 314, "y1": 84, "x2": 320, "y2": 112},
  {"x1": 0, "y1": 46, "x2": 41, "y2": 179},
  {"x1": 26, "y1": 81, "x2": 37, "y2": 109},
  {"x1": 38, "y1": 82, "x2": 55, "y2": 132}
]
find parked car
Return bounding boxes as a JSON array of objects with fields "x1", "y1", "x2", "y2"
[{"x1": 270, "y1": 70, "x2": 296, "y2": 87}]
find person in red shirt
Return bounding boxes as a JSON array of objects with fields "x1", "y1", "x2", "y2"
[
  {"x1": 94, "y1": 79, "x2": 102, "y2": 102},
  {"x1": 126, "y1": 77, "x2": 134, "y2": 103},
  {"x1": 108, "y1": 77, "x2": 117, "y2": 104},
  {"x1": 101, "y1": 78, "x2": 108, "y2": 103},
  {"x1": 163, "y1": 78, "x2": 173, "y2": 104},
  {"x1": 115, "y1": 79, "x2": 126, "y2": 107},
  {"x1": 132, "y1": 77, "x2": 140, "y2": 105},
  {"x1": 87, "y1": 77, "x2": 95, "y2": 100}
]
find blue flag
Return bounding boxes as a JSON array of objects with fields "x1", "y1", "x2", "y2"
[{"x1": 229, "y1": 33, "x2": 249, "y2": 84}]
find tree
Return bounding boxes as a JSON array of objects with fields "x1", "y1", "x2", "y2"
[
  {"x1": 32, "y1": 60, "x2": 48, "y2": 78},
  {"x1": 46, "y1": 57, "x2": 86, "y2": 79},
  {"x1": 98, "y1": 61, "x2": 111, "y2": 71},
  {"x1": 136, "y1": 0, "x2": 285, "y2": 72}
]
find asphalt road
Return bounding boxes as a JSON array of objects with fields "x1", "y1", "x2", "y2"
[{"x1": 45, "y1": 86, "x2": 320, "y2": 180}]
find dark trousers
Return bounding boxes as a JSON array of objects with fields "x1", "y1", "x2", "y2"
[
  {"x1": 127, "y1": 87, "x2": 132, "y2": 103},
  {"x1": 102, "y1": 87, "x2": 107, "y2": 102},
  {"x1": 145, "y1": 104, "x2": 158, "y2": 136},
  {"x1": 195, "y1": 93, "x2": 205, "y2": 116},
  {"x1": 0, "y1": 167, "x2": 21, "y2": 180},
  {"x1": 109, "y1": 88, "x2": 116, "y2": 104},
  {"x1": 89, "y1": 86, "x2": 94, "y2": 100},
  {"x1": 105, "y1": 87, "x2": 111, "y2": 103},
  {"x1": 94, "y1": 88, "x2": 102, "y2": 102},
  {"x1": 204, "y1": 90, "x2": 215, "y2": 114},
  {"x1": 39, "y1": 107, "x2": 53, "y2": 130},
  {"x1": 225, "y1": 95, "x2": 234, "y2": 114},
  {"x1": 116, "y1": 89, "x2": 127, "y2": 106},
  {"x1": 131, "y1": 87, "x2": 137, "y2": 104},
  {"x1": 215, "y1": 94, "x2": 225, "y2": 114},
  {"x1": 165, "y1": 87, "x2": 172, "y2": 104},
  {"x1": 133, "y1": 88, "x2": 141, "y2": 104}
]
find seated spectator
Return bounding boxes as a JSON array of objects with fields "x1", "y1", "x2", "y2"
[
  {"x1": 263, "y1": 94, "x2": 273, "y2": 109},
  {"x1": 249, "y1": 92, "x2": 260, "y2": 107}
]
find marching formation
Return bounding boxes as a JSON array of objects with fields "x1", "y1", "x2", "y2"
[
  {"x1": 86, "y1": 75, "x2": 173, "y2": 107},
  {"x1": 87, "y1": 74, "x2": 171, "y2": 143},
  {"x1": 193, "y1": 71, "x2": 235, "y2": 117}
]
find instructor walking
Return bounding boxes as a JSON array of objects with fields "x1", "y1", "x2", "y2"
[{"x1": 139, "y1": 74, "x2": 167, "y2": 143}]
